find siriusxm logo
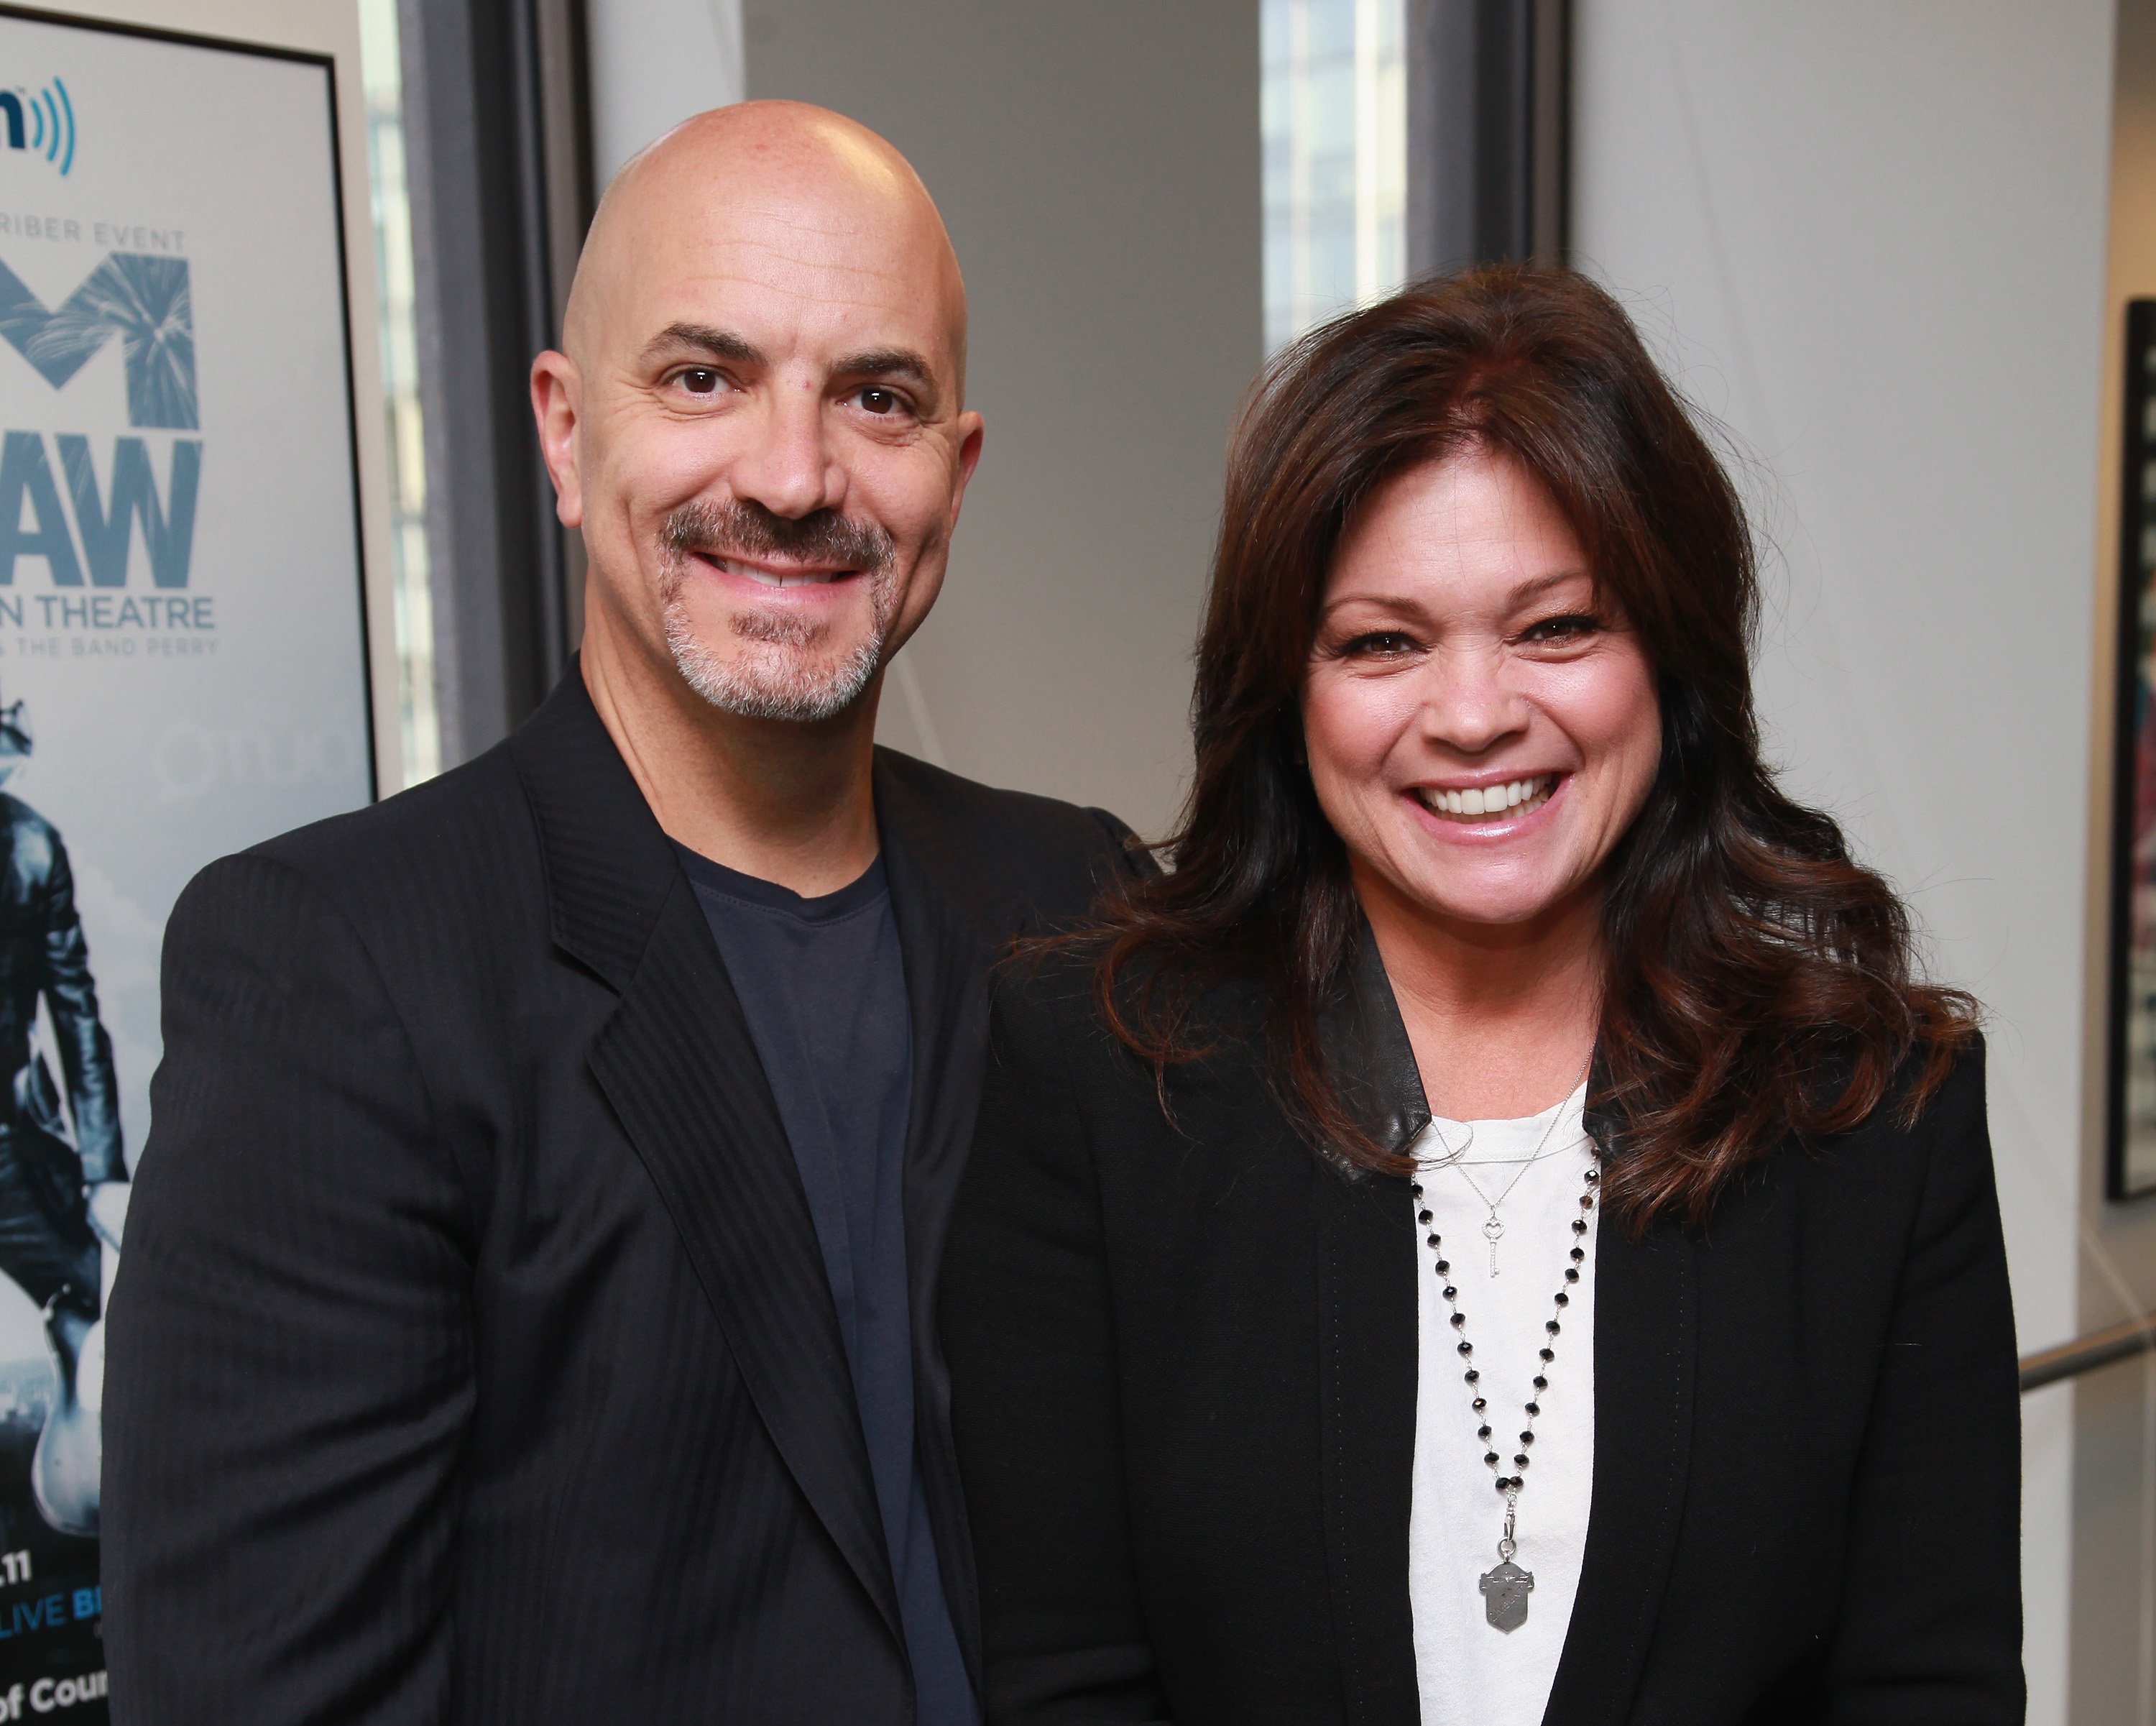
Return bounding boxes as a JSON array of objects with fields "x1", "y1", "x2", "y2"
[
  {"x1": 0, "y1": 250, "x2": 199, "y2": 591},
  {"x1": 0, "y1": 80, "x2": 73, "y2": 177}
]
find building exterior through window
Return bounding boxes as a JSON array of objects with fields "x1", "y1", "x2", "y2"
[
  {"x1": 1261, "y1": 0, "x2": 1407, "y2": 351},
  {"x1": 357, "y1": 0, "x2": 441, "y2": 786}
]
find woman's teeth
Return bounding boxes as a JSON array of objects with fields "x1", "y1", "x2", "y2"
[{"x1": 1413, "y1": 775, "x2": 1556, "y2": 820}]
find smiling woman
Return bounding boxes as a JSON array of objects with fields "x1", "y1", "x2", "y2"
[
  {"x1": 1081, "y1": 265, "x2": 1975, "y2": 1220},
  {"x1": 1302, "y1": 449, "x2": 1662, "y2": 993},
  {"x1": 940, "y1": 264, "x2": 2022, "y2": 1726}
]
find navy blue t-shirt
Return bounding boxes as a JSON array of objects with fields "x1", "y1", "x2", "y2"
[{"x1": 677, "y1": 845, "x2": 975, "y2": 1726}]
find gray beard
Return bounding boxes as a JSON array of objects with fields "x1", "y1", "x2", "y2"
[{"x1": 661, "y1": 569, "x2": 895, "y2": 724}]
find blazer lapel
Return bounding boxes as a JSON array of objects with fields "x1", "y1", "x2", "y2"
[
  {"x1": 510, "y1": 672, "x2": 903, "y2": 1646},
  {"x1": 1316, "y1": 1165, "x2": 1424, "y2": 1726},
  {"x1": 1314, "y1": 931, "x2": 1431, "y2": 1725},
  {"x1": 1543, "y1": 1191, "x2": 1697, "y2": 1725},
  {"x1": 872, "y1": 753, "x2": 1000, "y2": 1684},
  {"x1": 872, "y1": 754, "x2": 994, "y2": 1350}
]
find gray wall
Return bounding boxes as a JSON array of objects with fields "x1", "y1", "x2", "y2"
[
  {"x1": 747, "y1": 1, "x2": 1263, "y2": 840},
  {"x1": 586, "y1": 0, "x2": 745, "y2": 187},
  {"x1": 1571, "y1": 6, "x2": 2117, "y2": 1720}
]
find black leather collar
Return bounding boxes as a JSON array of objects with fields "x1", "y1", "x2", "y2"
[
  {"x1": 1317, "y1": 924, "x2": 1432, "y2": 1166},
  {"x1": 1317, "y1": 919, "x2": 1617, "y2": 1169}
]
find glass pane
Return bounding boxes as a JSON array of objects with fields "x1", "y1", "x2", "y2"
[
  {"x1": 356, "y1": 0, "x2": 441, "y2": 787},
  {"x1": 1261, "y1": 0, "x2": 1408, "y2": 352}
]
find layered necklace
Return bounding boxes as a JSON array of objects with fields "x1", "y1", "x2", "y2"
[
  {"x1": 1419, "y1": 1082, "x2": 1579, "y2": 1278},
  {"x1": 1412, "y1": 1079, "x2": 1597, "y2": 1634}
]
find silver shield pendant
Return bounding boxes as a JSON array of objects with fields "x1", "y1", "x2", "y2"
[{"x1": 1478, "y1": 1559, "x2": 1534, "y2": 1632}]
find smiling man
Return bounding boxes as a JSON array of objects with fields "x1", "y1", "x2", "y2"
[{"x1": 101, "y1": 104, "x2": 1133, "y2": 1726}]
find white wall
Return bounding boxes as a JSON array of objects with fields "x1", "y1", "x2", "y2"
[
  {"x1": 1572, "y1": 6, "x2": 2117, "y2": 1721},
  {"x1": 2069, "y1": 4, "x2": 2156, "y2": 1717},
  {"x1": 586, "y1": 0, "x2": 745, "y2": 190}
]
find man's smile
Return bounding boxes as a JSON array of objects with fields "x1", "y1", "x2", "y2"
[{"x1": 688, "y1": 549, "x2": 869, "y2": 592}]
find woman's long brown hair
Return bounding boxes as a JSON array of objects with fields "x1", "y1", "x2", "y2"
[{"x1": 1090, "y1": 265, "x2": 1976, "y2": 1229}]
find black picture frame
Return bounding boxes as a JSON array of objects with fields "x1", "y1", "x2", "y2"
[{"x1": 2106, "y1": 298, "x2": 2156, "y2": 1198}]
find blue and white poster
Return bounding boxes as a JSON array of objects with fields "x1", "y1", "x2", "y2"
[{"x1": 0, "y1": 9, "x2": 375, "y2": 1712}]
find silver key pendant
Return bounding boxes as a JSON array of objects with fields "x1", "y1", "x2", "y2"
[{"x1": 1479, "y1": 1558, "x2": 1534, "y2": 1632}]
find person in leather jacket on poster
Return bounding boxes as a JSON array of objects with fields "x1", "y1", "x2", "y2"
[{"x1": 0, "y1": 694, "x2": 126, "y2": 1538}]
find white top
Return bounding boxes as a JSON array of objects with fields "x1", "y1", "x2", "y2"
[{"x1": 1408, "y1": 1085, "x2": 1596, "y2": 1726}]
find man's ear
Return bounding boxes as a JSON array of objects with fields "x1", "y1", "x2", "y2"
[
  {"x1": 946, "y1": 409, "x2": 985, "y2": 536},
  {"x1": 530, "y1": 351, "x2": 584, "y2": 528}
]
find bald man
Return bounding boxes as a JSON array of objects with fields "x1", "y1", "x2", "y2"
[{"x1": 101, "y1": 104, "x2": 1134, "y2": 1725}]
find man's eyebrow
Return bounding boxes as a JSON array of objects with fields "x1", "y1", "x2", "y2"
[
  {"x1": 833, "y1": 348, "x2": 937, "y2": 389},
  {"x1": 642, "y1": 323, "x2": 763, "y2": 367}
]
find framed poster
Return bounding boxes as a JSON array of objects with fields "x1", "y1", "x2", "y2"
[
  {"x1": 0, "y1": 4, "x2": 383, "y2": 1709},
  {"x1": 2111, "y1": 298, "x2": 2156, "y2": 1201}
]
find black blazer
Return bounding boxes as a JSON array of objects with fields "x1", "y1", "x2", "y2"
[
  {"x1": 940, "y1": 945, "x2": 2024, "y2": 1725},
  {"x1": 101, "y1": 671, "x2": 1131, "y2": 1725}
]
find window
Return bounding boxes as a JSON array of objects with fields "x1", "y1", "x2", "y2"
[
  {"x1": 356, "y1": 0, "x2": 440, "y2": 786},
  {"x1": 1261, "y1": 0, "x2": 1408, "y2": 351}
]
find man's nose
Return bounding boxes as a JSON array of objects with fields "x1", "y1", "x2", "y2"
[
  {"x1": 1417, "y1": 643, "x2": 1530, "y2": 753},
  {"x1": 728, "y1": 386, "x2": 844, "y2": 521}
]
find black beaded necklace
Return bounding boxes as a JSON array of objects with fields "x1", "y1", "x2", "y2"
[{"x1": 1411, "y1": 1144, "x2": 1598, "y2": 1634}]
